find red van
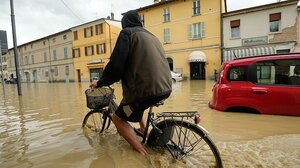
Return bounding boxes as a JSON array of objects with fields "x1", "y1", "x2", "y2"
[{"x1": 209, "y1": 53, "x2": 300, "y2": 116}]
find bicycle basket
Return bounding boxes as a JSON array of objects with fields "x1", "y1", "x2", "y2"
[{"x1": 85, "y1": 87, "x2": 113, "y2": 109}]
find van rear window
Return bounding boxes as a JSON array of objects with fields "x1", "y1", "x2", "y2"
[
  {"x1": 255, "y1": 59, "x2": 300, "y2": 85},
  {"x1": 228, "y1": 66, "x2": 248, "y2": 81}
]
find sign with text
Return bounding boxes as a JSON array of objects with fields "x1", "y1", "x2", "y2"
[
  {"x1": 242, "y1": 36, "x2": 268, "y2": 46},
  {"x1": 0, "y1": 30, "x2": 8, "y2": 55}
]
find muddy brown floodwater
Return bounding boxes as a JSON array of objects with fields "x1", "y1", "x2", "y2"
[{"x1": 0, "y1": 80, "x2": 300, "y2": 168}]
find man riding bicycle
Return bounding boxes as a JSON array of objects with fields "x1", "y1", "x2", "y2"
[{"x1": 90, "y1": 10, "x2": 172, "y2": 156}]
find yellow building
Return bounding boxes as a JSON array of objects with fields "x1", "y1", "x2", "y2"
[
  {"x1": 138, "y1": 0, "x2": 226, "y2": 79},
  {"x1": 71, "y1": 18, "x2": 121, "y2": 82}
]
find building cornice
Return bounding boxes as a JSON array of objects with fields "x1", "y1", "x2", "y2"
[
  {"x1": 137, "y1": 0, "x2": 178, "y2": 12},
  {"x1": 222, "y1": 0, "x2": 298, "y2": 18}
]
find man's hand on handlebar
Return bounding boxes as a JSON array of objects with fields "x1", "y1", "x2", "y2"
[{"x1": 89, "y1": 80, "x2": 98, "y2": 89}]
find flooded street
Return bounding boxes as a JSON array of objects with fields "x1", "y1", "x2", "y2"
[{"x1": 1, "y1": 80, "x2": 300, "y2": 168}]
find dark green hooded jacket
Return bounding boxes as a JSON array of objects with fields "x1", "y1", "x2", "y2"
[{"x1": 97, "y1": 10, "x2": 172, "y2": 104}]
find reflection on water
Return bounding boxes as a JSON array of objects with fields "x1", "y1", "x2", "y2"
[{"x1": 0, "y1": 81, "x2": 300, "y2": 167}]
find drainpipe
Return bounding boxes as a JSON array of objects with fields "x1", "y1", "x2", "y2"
[
  {"x1": 220, "y1": 0, "x2": 226, "y2": 64},
  {"x1": 104, "y1": 19, "x2": 112, "y2": 55}
]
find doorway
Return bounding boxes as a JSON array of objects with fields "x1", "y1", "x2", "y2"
[
  {"x1": 167, "y1": 57, "x2": 173, "y2": 71},
  {"x1": 90, "y1": 68, "x2": 103, "y2": 82},
  {"x1": 190, "y1": 62, "x2": 205, "y2": 80},
  {"x1": 77, "y1": 69, "x2": 81, "y2": 82}
]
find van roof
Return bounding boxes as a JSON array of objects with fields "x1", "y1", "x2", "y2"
[{"x1": 224, "y1": 53, "x2": 300, "y2": 65}]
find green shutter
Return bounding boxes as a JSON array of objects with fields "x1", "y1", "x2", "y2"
[
  {"x1": 164, "y1": 29, "x2": 167, "y2": 43},
  {"x1": 201, "y1": 22, "x2": 205, "y2": 38},
  {"x1": 188, "y1": 24, "x2": 193, "y2": 40}
]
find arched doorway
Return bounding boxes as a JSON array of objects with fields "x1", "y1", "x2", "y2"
[
  {"x1": 188, "y1": 51, "x2": 207, "y2": 80},
  {"x1": 167, "y1": 57, "x2": 173, "y2": 71}
]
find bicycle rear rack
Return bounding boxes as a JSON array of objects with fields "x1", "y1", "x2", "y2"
[{"x1": 156, "y1": 111, "x2": 200, "y2": 124}]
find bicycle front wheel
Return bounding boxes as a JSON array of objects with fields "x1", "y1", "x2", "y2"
[
  {"x1": 82, "y1": 109, "x2": 109, "y2": 133},
  {"x1": 147, "y1": 119, "x2": 223, "y2": 167}
]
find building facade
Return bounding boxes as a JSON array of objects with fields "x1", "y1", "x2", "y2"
[
  {"x1": 5, "y1": 30, "x2": 75, "y2": 83},
  {"x1": 138, "y1": 0, "x2": 225, "y2": 80},
  {"x1": 71, "y1": 19, "x2": 121, "y2": 82},
  {"x1": 222, "y1": 0, "x2": 298, "y2": 62}
]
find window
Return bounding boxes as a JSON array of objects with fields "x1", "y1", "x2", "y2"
[
  {"x1": 31, "y1": 55, "x2": 34, "y2": 64},
  {"x1": 73, "y1": 48, "x2": 80, "y2": 58},
  {"x1": 188, "y1": 22, "x2": 205, "y2": 39},
  {"x1": 97, "y1": 43, "x2": 106, "y2": 54},
  {"x1": 25, "y1": 56, "x2": 28, "y2": 65},
  {"x1": 31, "y1": 44, "x2": 33, "y2": 49},
  {"x1": 255, "y1": 59, "x2": 300, "y2": 85},
  {"x1": 95, "y1": 24, "x2": 103, "y2": 35},
  {"x1": 53, "y1": 50, "x2": 57, "y2": 60},
  {"x1": 140, "y1": 14, "x2": 145, "y2": 26},
  {"x1": 64, "y1": 48, "x2": 68, "y2": 59},
  {"x1": 84, "y1": 26, "x2": 93, "y2": 37},
  {"x1": 74, "y1": 31, "x2": 78, "y2": 40},
  {"x1": 44, "y1": 52, "x2": 47, "y2": 62},
  {"x1": 228, "y1": 66, "x2": 247, "y2": 81},
  {"x1": 163, "y1": 28, "x2": 171, "y2": 43},
  {"x1": 65, "y1": 65, "x2": 69, "y2": 75},
  {"x1": 230, "y1": 20, "x2": 240, "y2": 38},
  {"x1": 85, "y1": 46, "x2": 94, "y2": 56},
  {"x1": 193, "y1": 0, "x2": 200, "y2": 15},
  {"x1": 163, "y1": 8, "x2": 170, "y2": 22},
  {"x1": 54, "y1": 67, "x2": 58, "y2": 76},
  {"x1": 63, "y1": 35, "x2": 67, "y2": 40},
  {"x1": 276, "y1": 49, "x2": 290, "y2": 54},
  {"x1": 269, "y1": 13, "x2": 281, "y2": 33},
  {"x1": 43, "y1": 41, "x2": 46, "y2": 45},
  {"x1": 52, "y1": 38, "x2": 56, "y2": 43}
]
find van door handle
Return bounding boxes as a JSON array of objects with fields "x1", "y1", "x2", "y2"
[{"x1": 252, "y1": 89, "x2": 267, "y2": 94}]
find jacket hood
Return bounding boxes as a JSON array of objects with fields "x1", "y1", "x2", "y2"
[{"x1": 121, "y1": 10, "x2": 143, "y2": 29}]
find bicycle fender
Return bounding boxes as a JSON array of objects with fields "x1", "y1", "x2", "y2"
[{"x1": 196, "y1": 125, "x2": 209, "y2": 135}]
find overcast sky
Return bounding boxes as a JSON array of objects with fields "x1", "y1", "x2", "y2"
[{"x1": 0, "y1": 0, "x2": 280, "y2": 49}]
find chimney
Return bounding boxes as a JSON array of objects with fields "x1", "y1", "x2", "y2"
[{"x1": 111, "y1": 12, "x2": 114, "y2": 20}]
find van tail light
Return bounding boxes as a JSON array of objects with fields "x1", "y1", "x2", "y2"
[{"x1": 219, "y1": 70, "x2": 228, "y2": 84}]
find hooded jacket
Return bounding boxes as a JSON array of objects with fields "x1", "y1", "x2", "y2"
[{"x1": 97, "y1": 10, "x2": 172, "y2": 104}]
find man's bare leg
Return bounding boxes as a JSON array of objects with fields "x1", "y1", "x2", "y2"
[{"x1": 112, "y1": 114, "x2": 148, "y2": 156}]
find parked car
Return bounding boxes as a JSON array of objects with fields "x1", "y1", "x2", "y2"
[
  {"x1": 171, "y1": 71, "x2": 183, "y2": 82},
  {"x1": 209, "y1": 53, "x2": 300, "y2": 116}
]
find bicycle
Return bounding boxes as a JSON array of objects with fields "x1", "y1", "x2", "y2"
[{"x1": 82, "y1": 87, "x2": 223, "y2": 167}]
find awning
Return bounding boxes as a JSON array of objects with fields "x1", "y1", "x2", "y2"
[
  {"x1": 223, "y1": 46, "x2": 276, "y2": 62},
  {"x1": 188, "y1": 51, "x2": 207, "y2": 62}
]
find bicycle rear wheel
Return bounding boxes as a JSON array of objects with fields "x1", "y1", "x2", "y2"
[
  {"x1": 147, "y1": 119, "x2": 223, "y2": 167},
  {"x1": 82, "y1": 109, "x2": 109, "y2": 133}
]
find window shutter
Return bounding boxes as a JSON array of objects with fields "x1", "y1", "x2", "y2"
[
  {"x1": 164, "y1": 29, "x2": 167, "y2": 42},
  {"x1": 96, "y1": 44, "x2": 99, "y2": 54},
  {"x1": 103, "y1": 43, "x2": 106, "y2": 53},
  {"x1": 201, "y1": 22, "x2": 205, "y2": 38},
  {"x1": 85, "y1": 47, "x2": 87, "y2": 56},
  {"x1": 188, "y1": 24, "x2": 193, "y2": 39}
]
